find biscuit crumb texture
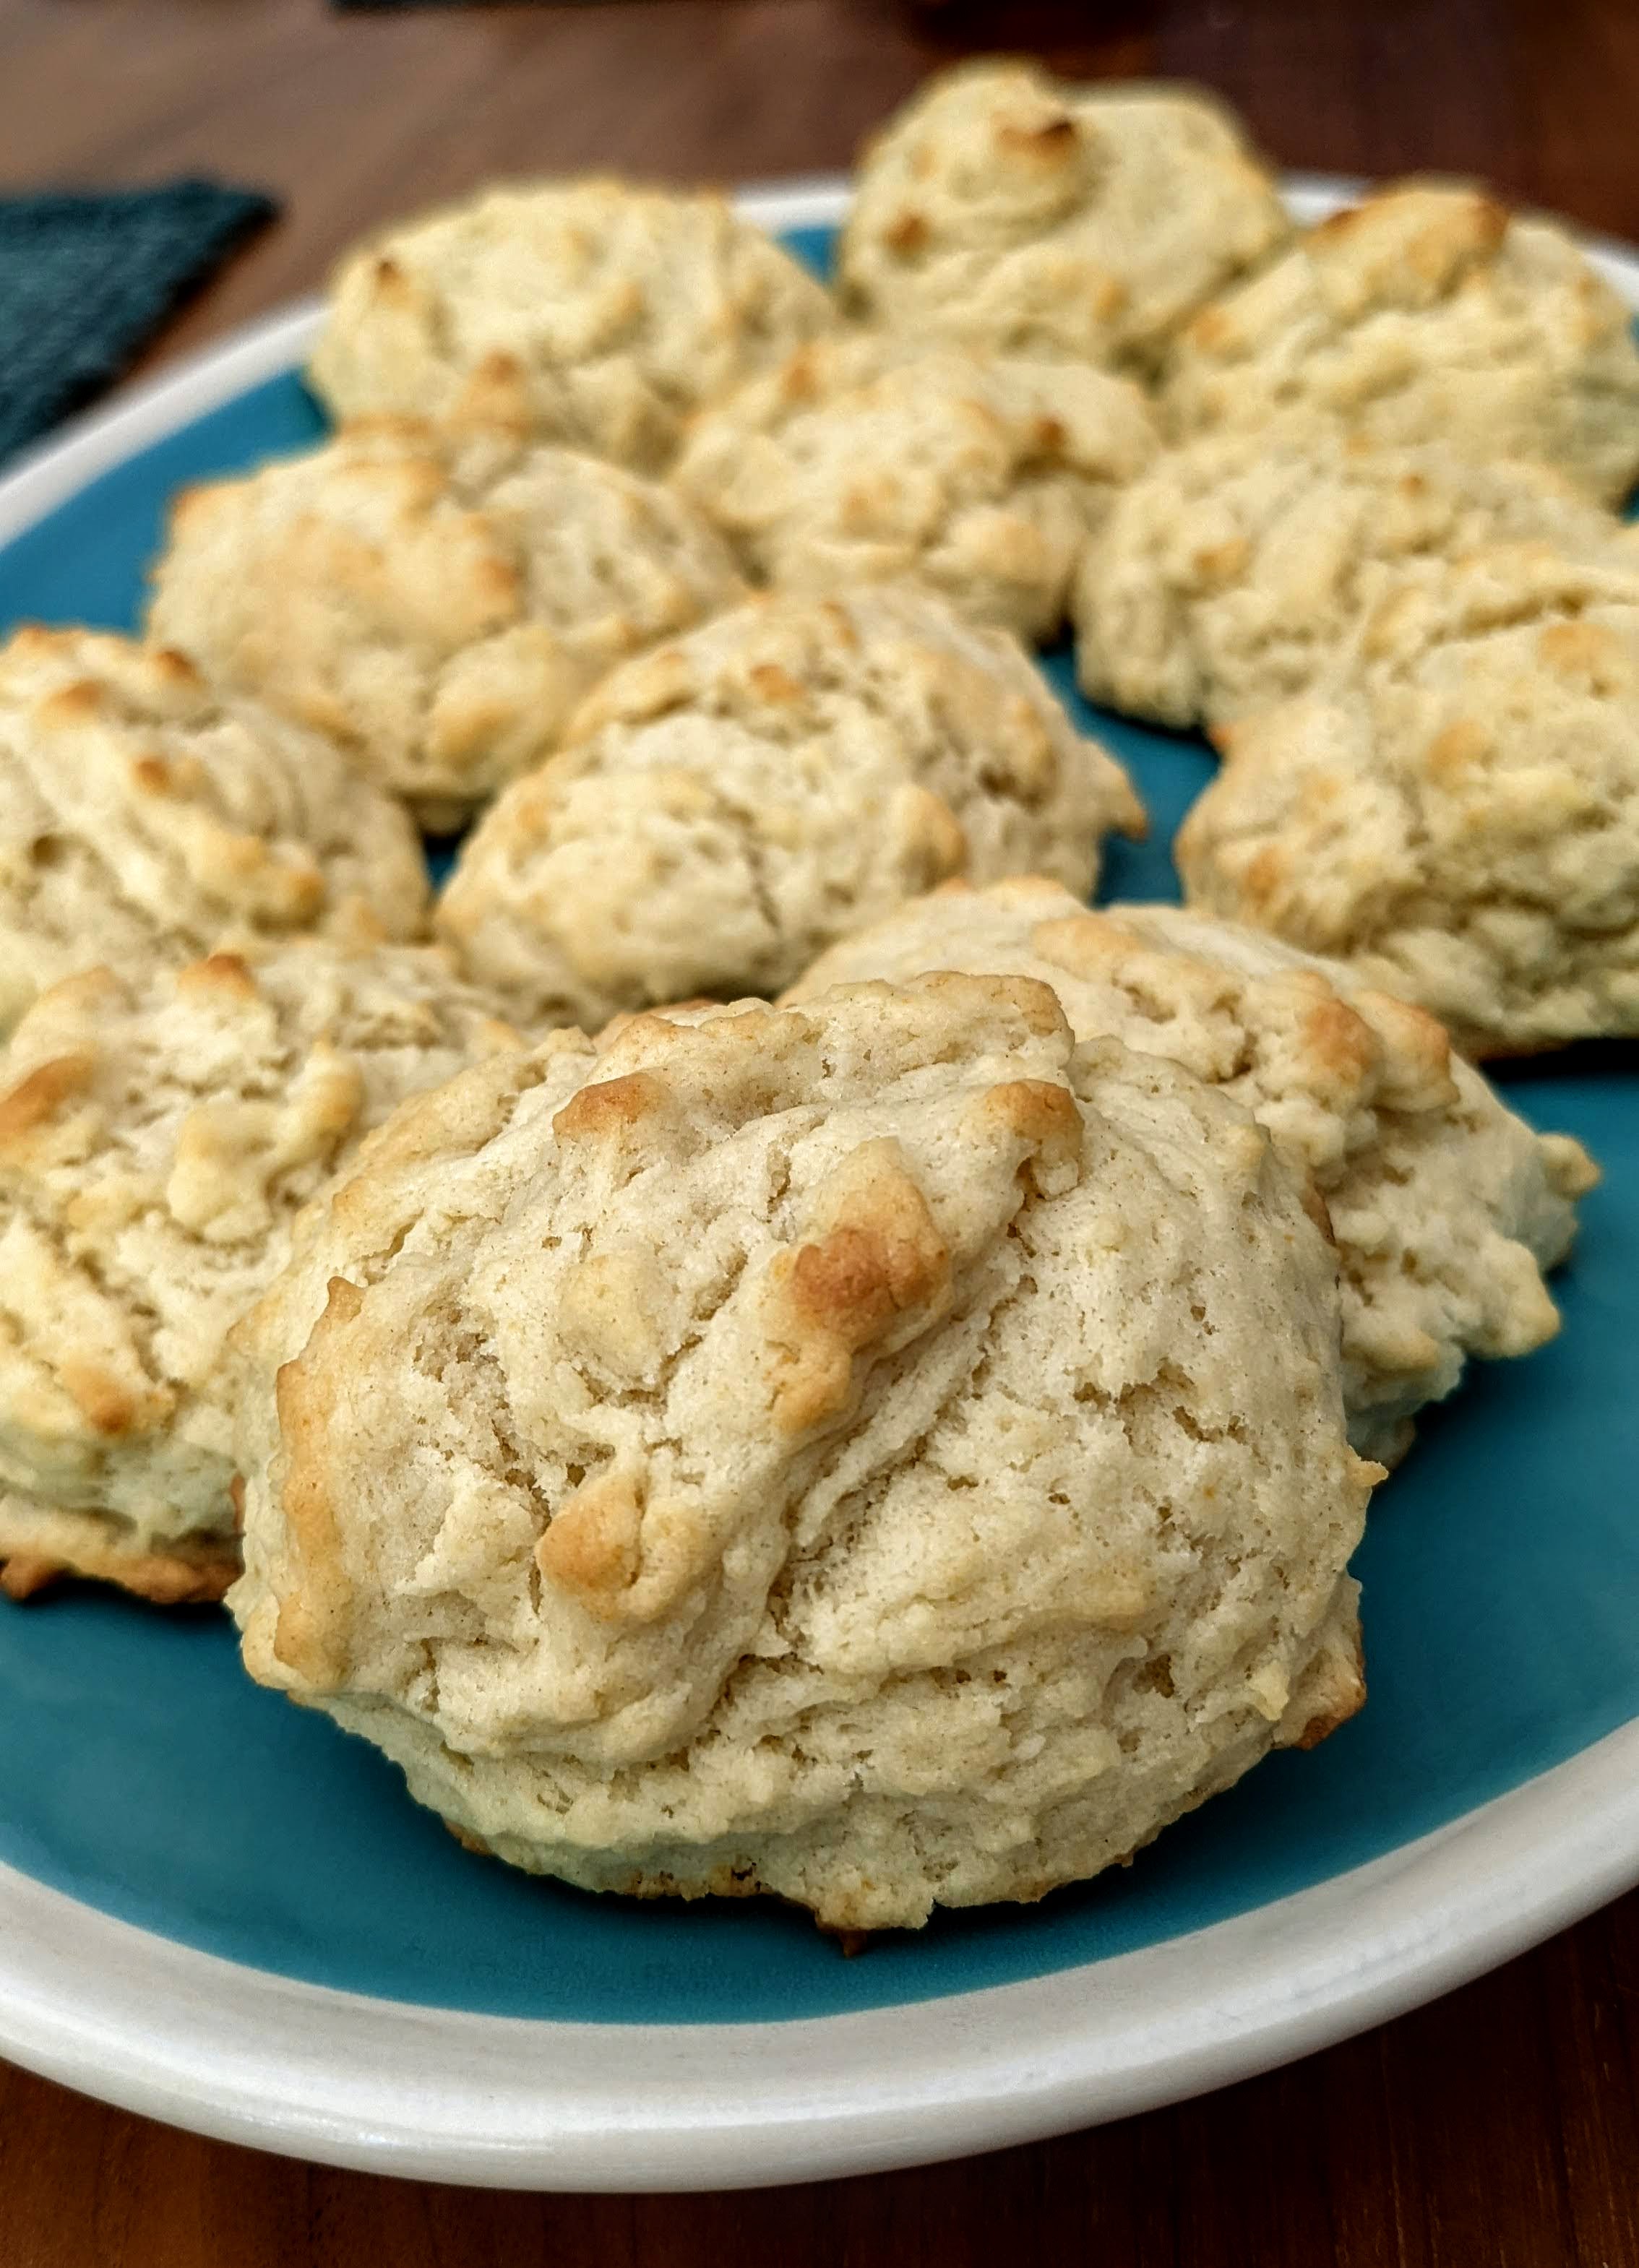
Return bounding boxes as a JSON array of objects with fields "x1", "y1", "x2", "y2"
[
  {"x1": 0, "y1": 626, "x2": 429, "y2": 1034},
  {"x1": 150, "y1": 423, "x2": 746, "y2": 829},
  {"x1": 436, "y1": 587, "x2": 1145, "y2": 1027},
  {"x1": 1073, "y1": 415, "x2": 1634, "y2": 728},
  {"x1": 674, "y1": 333, "x2": 1157, "y2": 640},
  {"x1": 0, "y1": 1488, "x2": 239, "y2": 1605},
  {"x1": 0, "y1": 940, "x2": 520, "y2": 1599},
  {"x1": 1164, "y1": 184, "x2": 1639, "y2": 505},
  {"x1": 786, "y1": 881, "x2": 1597, "y2": 1465},
  {"x1": 229, "y1": 975, "x2": 1372, "y2": 1930},
  {"x1": 1177, "y1": 547, "x2": 1639, "y2": 1056},
  {"x1": 838, "y1": 66, "x2": 1289, "y2": 371},
  {"x1": 309, "y1": 179, "x2": 838, "y2": 474}
]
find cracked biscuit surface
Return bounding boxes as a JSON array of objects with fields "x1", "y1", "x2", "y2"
[
  {"x1": 149, "y1": 423, "x2": 746, "y2": 830},
  {"x1": 1163, "y1": 183, "x2": 1639, "y2": 505},
  {"x1": 435, "y1": 587, "x2": 1144, "y2": 1027},
  {"x1": 786, "y1": 880, "x2": 1597, "y2": 1465},
  {"x1": 1072, "y1": 416, "x2": 1634, "y2": 728},
  {"x1": 0, "y1": 941, "x2": 520, "y2": 1602},
  {"x1": 838, "y1": 65, "x2": 1289, "y2": 372},
  {"x1": 308, "y1": 179, "x2": 838, "y2": 474},
  {"x1": 1176, "y1": 546, "x2": 1639, "y2": 1056},
  {"x1": 673, "y1": 333, "x2": 1157, "y2": 640},
  {"x1": 0, "y1": 626, "x2": 429, "y2": 1033},
  {"x1": 229, "y1": 973, "x2": 1372, "y2": 1930}
]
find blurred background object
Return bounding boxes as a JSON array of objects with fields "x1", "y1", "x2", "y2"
[
  {"x1": 0, "y1": 180, "x2": 273, "y2": 463},
  {"x1": 0, "y1": 0, "x2": 1634, "y2": 396}
]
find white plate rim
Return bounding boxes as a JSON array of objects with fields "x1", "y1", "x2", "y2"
[{"x1": 0, "y1": 173, "x2": 1636, "y2": 2194}]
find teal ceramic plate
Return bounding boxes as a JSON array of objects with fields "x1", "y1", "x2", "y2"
[{"x1": 0, "y1": 180, "x2": 1636, "y2": 2190}]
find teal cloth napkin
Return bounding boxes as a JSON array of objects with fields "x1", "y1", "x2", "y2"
[{"x1": 0, "y1": 179, "x2": 277, "y2": 467}]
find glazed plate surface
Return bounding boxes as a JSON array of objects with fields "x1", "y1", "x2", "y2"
[{"x1": 0, "y1": 180, "x2": 1635, "y2": 2189}]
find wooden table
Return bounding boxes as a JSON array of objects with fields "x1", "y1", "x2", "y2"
[{"x1": 0, "y1": 1, "x2": 1636, "y2": 2259}]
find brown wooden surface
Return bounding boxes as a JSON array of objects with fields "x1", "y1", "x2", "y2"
[{"x1": 0, "y1": 0, "x2": 1636, "y2": 2258}]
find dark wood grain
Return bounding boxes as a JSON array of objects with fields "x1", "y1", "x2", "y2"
[{"x1": 1, "y1": 0, "x2": 1638, "y2": 2257}]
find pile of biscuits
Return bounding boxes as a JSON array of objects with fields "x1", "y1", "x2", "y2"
[{"x1": 1, "y1": 62, "x2": 1629, "y2": 1934}]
